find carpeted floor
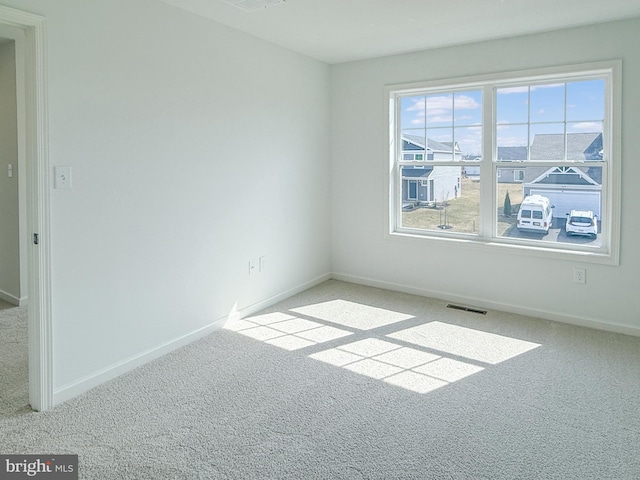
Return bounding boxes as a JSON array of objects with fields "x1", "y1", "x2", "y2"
[
  {"x1": 1, "y1": 280, "x2": 639, "y2": 479},
  {"x1": 0, "y1": 301, "x2": 29, "y2": 417}
]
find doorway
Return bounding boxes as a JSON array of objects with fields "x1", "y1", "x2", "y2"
[
  {"x1": 0, "y1": 38, "x2": 25, "y2": 308},
  {"x1": 0, "y1": 36, "x2": 29, "y2": 413},
  {"x1": 0, "y1": 6, "x2": 52, "y2": 411}
]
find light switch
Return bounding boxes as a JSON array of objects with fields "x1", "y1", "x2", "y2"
[
  {"x1": 7, "y1": 164, "x2": 13, "y2": 178},
  {"x1": 54, "y1": 166, "x2": 72, "y2": 189}
]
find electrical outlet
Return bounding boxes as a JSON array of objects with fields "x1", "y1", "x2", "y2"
[
  {"x1": 259, "y1": 256, "x2": 266, "y2": 272},
  {"x1": 573, "y1": 267, "x2": 586, "y2": 284}
]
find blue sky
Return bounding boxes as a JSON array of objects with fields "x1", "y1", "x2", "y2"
[{"x1": 400, "y1": 79, "x2": 605, "y2": 158}]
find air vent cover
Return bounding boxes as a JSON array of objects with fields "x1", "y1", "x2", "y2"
[
  {"x1": 222, "y1": 0, "x2": 286, "y2": 13},
  {"x1": 447, "y1": 304, "x2": 487, "y2": 315}
]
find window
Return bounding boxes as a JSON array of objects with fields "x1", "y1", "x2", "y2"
[
  {"x1": 388, "y1": 62, "x2": 620, "y2": 263},
  {"x1": 513, "y1": 170, "x2": 525, "y2": 182}
]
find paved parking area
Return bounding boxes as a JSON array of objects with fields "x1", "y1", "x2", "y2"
[{"x1": 502, "y1": 218, "x2": 601, "y2": 247}]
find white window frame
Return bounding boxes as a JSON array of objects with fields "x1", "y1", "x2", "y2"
[{"x1": 386, "y1": 61, "x2": 621, "y2": 265}]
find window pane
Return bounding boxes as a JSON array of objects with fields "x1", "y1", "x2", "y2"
[
  {"x1": 400, "y1": 96, "x2": 426, "y2": 129},
  {"x1": 566, "y1": 79, "x2": 605, "y2": 122},
  {"x1": 497, "y1": 166, "x2": 602, "y2": 247},
  {"x1": 426, "y1": 128, "x2": 453, "y2": 161},
  {"x1": 426, "y1": 93, "x2": 453, "y2": 127},
  {"x1": 455, "y1": 126, "x2": 482, "y2": 160},
  {"x1": 566, "y1": 127, "x2": 603, "y2": 161},
  {"x1": 497, "y1": 87, "x2": 528, "y2": 124},
  {"x1": 401, "y1": 129, "x2": 426, "y2": 161},
  {"x1": 530, "y1": 83, "x2": 565, "y2": 123},
  {"x1": 497, "y1": 124, "x2": 528, "y2": 160},
  {"x1": 402, "y1": 169, "x2": 477, "y2": 234},
  {"x1": 529, "y1": 124, "x2": 565, "y2": 160},
  {"x1": 454, "y1": 90, "x2": 482, "y2": 126}
]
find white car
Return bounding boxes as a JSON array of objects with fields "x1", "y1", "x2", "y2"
[{"x1": 565, "y1": 210, "x2": 598, "y2": 238}]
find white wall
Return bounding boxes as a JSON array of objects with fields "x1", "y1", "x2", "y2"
[
  {"x1": 0, "y1": 40, "x2": 20, "y2": 304},
  {"x1": 2, "y1": 0, "x2": 331, "y2": 401},
  {"x1": 331, "y1": 18, "x2": 640, "y2": 334}
]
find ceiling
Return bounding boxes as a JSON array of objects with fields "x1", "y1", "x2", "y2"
[{"x1": 160, "y1": 0, "x2": 640, "y2": 64}]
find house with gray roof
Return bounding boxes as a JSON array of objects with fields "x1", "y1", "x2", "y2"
[
  {"x1": 497, "y1": 146, "x2": 528, "y2": 183},
  {"x1": 530, "y1": 132, "x2": 603, "y2": 161},
  {"x1": 401, "y1": 134, "x2": 462, "y2": 206},
  {"x1": 522, "y1": 133, "x2": 603, "y2": 218}
]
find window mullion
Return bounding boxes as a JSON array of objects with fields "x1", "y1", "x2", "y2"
[{"x1": 479, "y1": 84, "x2": 494, "y2": 239}]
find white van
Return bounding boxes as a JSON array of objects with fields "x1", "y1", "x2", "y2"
[{"x1": 516, "y1": 195, "x2": 553, "y2": 233}]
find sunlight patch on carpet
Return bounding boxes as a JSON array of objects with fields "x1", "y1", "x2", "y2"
[
  {"x1": 387, "y1": 321, "x2": 540, "y2": 364},
  {"x1": 309, "y1": 338, "x2": 485, "y2": 394},
  {"x1": 225, "y1": 303, "x2": 540, "y2": 395},
  {"x1": 290, "y1": 299, "x2": 414, "y2": 330},
  {"x1": 224, "y1": 312, "x2": 352, "y2": 351}
]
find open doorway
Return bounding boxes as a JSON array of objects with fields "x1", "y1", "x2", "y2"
[
  {"x1": 0, "y1": 6, "x2": 51, "y2": 411},
  {"x1": 0, "y1": 36, "x2": 30, "y2": 414}
]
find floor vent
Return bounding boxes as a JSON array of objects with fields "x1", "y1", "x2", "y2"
[{"x1": 447, "y1": 304, "x2": 487, "y2": 315}]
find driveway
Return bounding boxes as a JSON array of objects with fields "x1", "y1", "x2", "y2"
[{"x1": 503, "y1": 218, "x2": 601, "y2": 247}]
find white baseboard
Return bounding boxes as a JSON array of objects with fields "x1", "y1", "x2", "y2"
[
  {"x1": 227, "y1": 273, "x2": 332, "y2": 322},
  {"x1": 0, "y1": 288, "x2": 25, "y2": 306},
  {"x1": 53, "y1": 316, "x2": 228, "y2": 405},
  {"x1": 331, "y1": 272, "x2": 640, "y2": 338},
  {"x1": 53, "y1": 272, "x2": 332, "y2": 406}
]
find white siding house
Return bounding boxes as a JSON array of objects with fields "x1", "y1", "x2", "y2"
[{"x1": 401, "y1": 135, "x2": 462, "y2": 206}]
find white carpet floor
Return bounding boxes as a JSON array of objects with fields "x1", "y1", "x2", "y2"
[{"x1": 1, "y1": 280, "x2": 639, "y2": 479}]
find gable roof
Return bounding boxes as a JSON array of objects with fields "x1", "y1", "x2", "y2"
[
  {"x1": 402, "y1": 166, "x2": 434, "y2": 178},
  {"x1": 530, "y1": 132, "x2": 603, "y2": 160},
  {"x1": 402, "y1": 134, "x2": 459, "y2": 154},
  {"x1": 524, "y1": 166, "x2": 601, "y2": 186},
  {"x1": 497, "y1": 146, "x2": 528, "y2": 160}
]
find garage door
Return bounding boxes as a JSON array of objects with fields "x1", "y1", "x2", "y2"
[{"x1": 530, "y1": 189, "x2": 601, "y2": 218}]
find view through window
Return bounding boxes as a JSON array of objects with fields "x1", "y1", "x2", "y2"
[{"x1": 390, "y1": 63, "x2": 618, "y2": 260}]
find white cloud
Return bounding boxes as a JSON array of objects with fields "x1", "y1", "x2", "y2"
[
  {"x1": 406, "y1": 99, "x2": 425, "y2": 112},
  {"x1": 426, "y1": 95, "x2": 452, "y2": 111},
  {"x1": 427, "y1": 115, "x2": 453, "y2": 124},
  {"x1": 569, "y1": 122, "x2": 602, "y2": 132},
  {"x1": 498, "y1": 83, "x2": 563, "y2": 95},
  {"x1": 405, "y1": 95, "x2": 480, "y2": 126},
  {"x1": 453, "y1": 95, "x2": 480, "y2": 110},
  {"x1": 497, "y1": 86, "x2": 528, "y2": 95}
]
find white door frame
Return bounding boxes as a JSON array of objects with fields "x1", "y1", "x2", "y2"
[{"x1": 0, "y1": 6, "x2": 52, "y2": 411}]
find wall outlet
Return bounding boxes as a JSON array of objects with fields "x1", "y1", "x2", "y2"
[
  {"x1": 259, "y1": 256, "x2": 266, "y2": 272},
  {"x1": 573, "y1": 267, "x2": 586, "y2": 284}
]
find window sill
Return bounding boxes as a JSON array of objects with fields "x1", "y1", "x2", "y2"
[{"x1": 388, "y1": 229, "x2": 619, "y2": 266}]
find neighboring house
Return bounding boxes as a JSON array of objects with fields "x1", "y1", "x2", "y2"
[
  {"x1": 401, "y1": 135, "x2": 462, "y2": 205},
  {"x1": 523, "y1": 166, "x2": 601, "y2": 218},
  {"x1": 530, "y1": 132, "x2": 603, "y2": 161},
  {"x1": 497, "y1": 146, "x2": 528, "y2": 183},
  {"x1": 523, "y1": 133, "x2": 603, "y2": 218},
  {"x1": 402, "y1": 134, "x2": 462, "y2": 162}
]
